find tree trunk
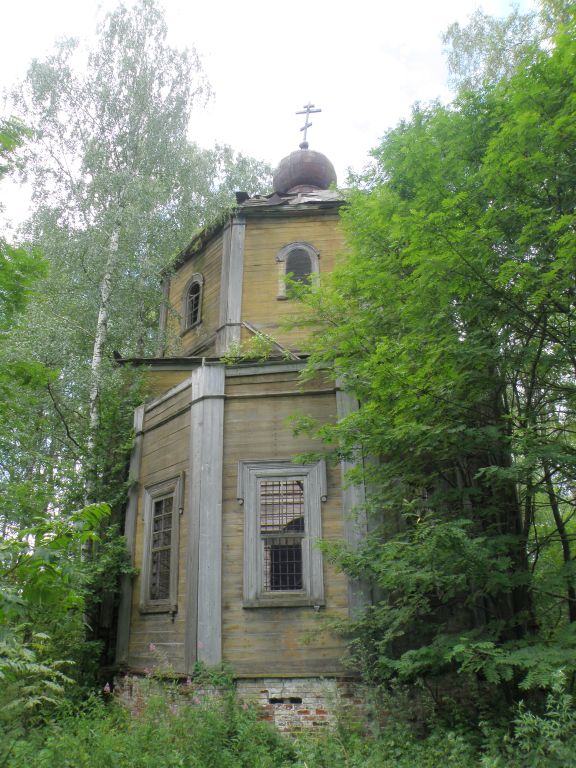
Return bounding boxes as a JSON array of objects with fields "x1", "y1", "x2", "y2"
[
  {"x1": 88, "y1": 225, "x2": 120, "y2": 447},
  {"x1": 543, "y1": 459, "x2": 576, "y2": 623}
]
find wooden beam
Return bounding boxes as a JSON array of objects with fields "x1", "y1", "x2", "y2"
[
  {"x1": 335, "y1": 387, "x2": 370, "y2": 619},
  {"x1": 216, "y1": 214, "x2": 246, "y2": 355},
  {"x1": 185, "y1": 364, "x2": 225, "y2": 670},
  {"x1": 115, "y1": 405, "x2": 145, "y2": 665}
]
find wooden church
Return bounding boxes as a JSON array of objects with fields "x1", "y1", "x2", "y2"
[{"x1": 115, "y1": 117, "x2": 367, "y2": 705}]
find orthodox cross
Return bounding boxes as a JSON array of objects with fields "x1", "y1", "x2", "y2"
[{"x1": 296, "y1": 102, "x2": 321, "y2": 144}]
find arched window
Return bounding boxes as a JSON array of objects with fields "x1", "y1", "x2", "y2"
[
  {"x1": 183, "y1": 273, "x2": 204, "y2": 330},
  {"x1": 276, "y1": 242, "x2": 320, "y2": 299}
]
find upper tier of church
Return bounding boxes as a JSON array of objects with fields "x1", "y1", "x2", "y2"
[{"x1": 155, "y1": 142, "x2": 345, "y2": 367}]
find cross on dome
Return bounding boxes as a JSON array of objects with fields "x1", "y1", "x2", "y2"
[{"x1": 296, "y1": 102, "x2": 321, "y2": 148}]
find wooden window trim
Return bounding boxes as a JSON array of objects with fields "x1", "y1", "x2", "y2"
[
  {"x1": 275, "y1": 242, "x2": 320, "y2": 300},
  {"x1": 139, "y1": 473, "x2": 184, "y2": 614},
  {"x1": 237, "y1": 459, "x2": 326, "y2": 608}
]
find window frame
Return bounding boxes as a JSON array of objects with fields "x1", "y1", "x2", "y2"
[
  {"x1": 275, "y1": 242, "x2": 320, "y2": 300},
  {"x1": 237, "y1": 459, "x2": 327, "y2": 608},
  {"x1": 139, "y1": 473, "x2": 183, "y2": 615},
  {"x1": 182, "y1": 273, "x2": 204, "y2": 331}
]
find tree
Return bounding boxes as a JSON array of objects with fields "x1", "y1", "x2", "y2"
[
  {"x1": 296, "y1": 12, "x2": 576, "y2": 718},
  {"x1": 2, "y1": 0, "x2": 270, "y2": 674},
  {"x1": 442, "y1": 0, "x2": 574, "y2": 91},
  {"x1": 10, "y1": 0, "x2": 270, "y2": 449},
  {"x1": 0, "y1": 118, "x2": 49, "y2": 536},
  {"x1": 0, "y1": 119, "x2": 41, "y2": 330},
  {"x1": 0, "y1": 125, "x2": 113, "y2": 743}
]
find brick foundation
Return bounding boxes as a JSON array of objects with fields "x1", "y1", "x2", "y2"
[
  {"x1": 114, "y1": 674, "x2": 365, "y2": 732},
  {"x1": 237, "y1": 677, "x2": 364, "y2": 731}
]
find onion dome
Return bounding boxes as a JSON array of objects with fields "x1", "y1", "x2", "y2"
[{"x1": 272, "y1": 142, "x2": 337, "y2": 194}]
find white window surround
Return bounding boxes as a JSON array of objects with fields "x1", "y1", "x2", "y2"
[
  {"x1": 182, "y1": 273, "x2": 204, "y2": 331},
  {"x1": 237, "y1": 459, "x2": 327, "y2": 608},
  {"x1": 275, "y1": 242, "x2": 320, "y2": 299},
  {"x1": 139, "y1": 473, "x2": 183, "y2": 615}
]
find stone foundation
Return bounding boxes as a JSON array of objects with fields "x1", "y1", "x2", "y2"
[{"x1": 114, "y1": 674, "x2": 365, "y2": 732}]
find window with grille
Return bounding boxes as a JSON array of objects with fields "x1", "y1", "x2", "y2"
[
  {"x1": 238, "y1": 460, "x2": 326, "y2": 607},
  {"x1": 260, "y1": 479, "x2": 305, "y2": 591},
  {"x1": 183, "y1": 273, "x2": 204, "y2": 330},
  {"x1": 140, "y1": 474, "x2": 183, "y2": 614},
  {"x1": 275, "y1": 242, "x2": 320, "y2": 299}
]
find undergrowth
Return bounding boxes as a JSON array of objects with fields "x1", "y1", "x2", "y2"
[{"x1": 2, "y1": 678, "x2": 576, "y2": 768}]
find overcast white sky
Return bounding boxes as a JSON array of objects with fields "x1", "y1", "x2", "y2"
[{"x1": 1, "y1": 0, "x2": 535, "y2": 227}]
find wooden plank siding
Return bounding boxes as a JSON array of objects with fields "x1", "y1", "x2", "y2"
[
  {"x1": 164, "y1": 232, "x2": 224, "y2": 357},
  {"x1": 142, "y1": 370, "x2": 194, "y2": 400},
  {"x1": 221, "y1": 370, "x2": 350, "y2": 676},
  {"x1": 127, "y1": 388, "x2": 192, "y2": 674},
  {"x1": 241, "y1": 214, "x2": 346, "y2": 352},
  {"x1": 126, "y1": 362, "x2": 351, "y2": 677}
]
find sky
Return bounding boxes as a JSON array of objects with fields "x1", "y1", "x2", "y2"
[{"x1": 1, "y1": 0, "x2": 536, "y2": 227}]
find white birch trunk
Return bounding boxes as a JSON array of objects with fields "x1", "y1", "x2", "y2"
[{"x1": 88, "y1": 226, "x2": 120, "y2": 447}]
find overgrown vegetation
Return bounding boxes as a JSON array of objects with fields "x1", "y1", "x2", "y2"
[
  {"x1": 291, "y1": 0, "x2": 576, "y2": 736},
  {"x1": 3, "y1": 682, "x2": 576, "y2": 767},
  {"x1": 2, "y1": 0, "x2": 576, "y2": 763},
  {"x1": 0, "y1": 0, "x2": 271, "y2": 711}
]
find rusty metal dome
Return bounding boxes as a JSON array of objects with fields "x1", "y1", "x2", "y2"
[{"x1": 273, "y1": 144, "x2": 337, "y2": 194}]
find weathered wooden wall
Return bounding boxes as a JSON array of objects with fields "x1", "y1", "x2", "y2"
[
  {"x1": 124, "y1": 203, "x2": 353, "y2": 677},
  {"x1": 241, "y1": 213, "x2": 346, "y2": 352},
  {"x1": 127, "y1": 381, "x2": 192, "y2": 672},
  {"x1": 165, "y1": 231, "x2": 223, "y2": 356},
  {"x1": 142, "y1": 370, "x2": 193, "y2": 400},
  {"x1": 125, "y1": 364, "x2": 350, "y2": 677},
  {"x1": 222, "y1": 367, "x2": 349, "y2": 676}
]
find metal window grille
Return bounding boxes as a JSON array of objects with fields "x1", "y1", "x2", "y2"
[
  {"x1": 286, "y1": 249, "x2": 312, "y2": 284},
  {"x1": 187, "y1": 282, "x2": 201, "y2": 326},
  {"x1": 259, "y1": 479, "x2": 304, "y2": 591},
  {"x1": 150, "y1": 495, "x2": 173, "y2": 600}
]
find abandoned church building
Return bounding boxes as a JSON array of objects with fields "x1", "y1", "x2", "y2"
[{"x1": 115, "y1": 127, "x2": 368, "y2": 725}]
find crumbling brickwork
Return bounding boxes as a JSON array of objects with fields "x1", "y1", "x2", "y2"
[{"x1": 114, "y1": 674, "x2": 365, "y2": 732}]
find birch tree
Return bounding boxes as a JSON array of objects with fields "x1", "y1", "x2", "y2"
[{"x1": 12, "y1": 0, "x2": 270, "y2": 450}]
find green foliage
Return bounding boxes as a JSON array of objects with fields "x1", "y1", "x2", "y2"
[
  {"x1": 3, "y1": 680, "x2": 576, "y2": 767},
  {"x1": 0, "y1": 503, "x2": 110, "y2": 741},
  {"x1": 5, "y1": 693, "x2": 297, "y2": 768},
  {"x1": 0, "y1": 502, "x2": 110, "y2": 625},
  {"x1": 293, "y1": 6, "x2": 576, "y2": 722},
  {"x1": 0, "y1": 635, "x2": 73, "y2": 734},
  {"x1": 222, "y1": 331, "x2": 280, "y2": 364},
  {"x1": 1, "y1": 0, "x2": 270, "y2": 689}
]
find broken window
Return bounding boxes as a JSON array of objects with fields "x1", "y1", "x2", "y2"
[{"x1": 140, "y1": 474, "x2": 183, "y2": 614}]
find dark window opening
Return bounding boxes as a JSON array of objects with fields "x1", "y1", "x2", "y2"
[
  {"x1": 286, "y1": 248, "x2": 312, "y2": 284},
  {"x1": 267, "y1": 542, "x2": 303, "y2": 591}
]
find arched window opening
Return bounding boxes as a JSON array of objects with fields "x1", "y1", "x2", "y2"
[
  {"x1": 276, "y1": 242, "x2": 320, "y2": 299},
  {"x1": 183, "y1": 273, "x2": 204, "y2": 330}
]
